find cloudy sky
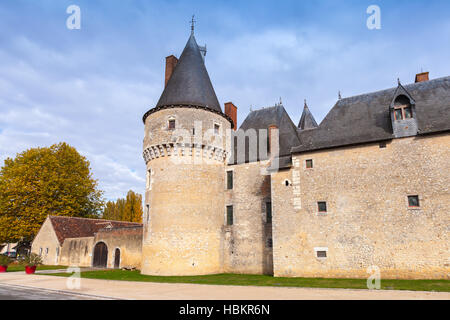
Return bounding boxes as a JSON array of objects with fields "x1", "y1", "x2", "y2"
[{"x1": 0, "y1": 0, "x2": 449, "y2": 200}]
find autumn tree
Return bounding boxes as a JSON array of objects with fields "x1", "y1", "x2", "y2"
[
  {"x1": 123, "y1": 190, "x2": 143, "y2": 223},
  {"x1": 102, "y1": 190, "x2": 142, "y2": 223},
  {"x1": 0, "y1": 143, "x2": 104, "y2": 243}
]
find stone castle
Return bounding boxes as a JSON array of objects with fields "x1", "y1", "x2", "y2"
[{"x1": 32, "y1": 30, "x2": 449, "y2": 279}]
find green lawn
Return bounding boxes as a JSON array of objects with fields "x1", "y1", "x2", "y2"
[
  {"x1": 6, "y1": 264, "x2": 63, "y2": 272},
  {"x1": 42, "y1": 269, "x2": 450, "y2": 292}
]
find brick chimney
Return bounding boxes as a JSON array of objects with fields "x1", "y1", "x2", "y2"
[
  {"x1": 165, "y1": 55, "x2": 178, "y2": 87},
  {"x1": 225, "y1": 102, "x2": 237, "y2": 130},
  {"x1": 415, "y1": 71, "x2": 429, "y2": 83}
]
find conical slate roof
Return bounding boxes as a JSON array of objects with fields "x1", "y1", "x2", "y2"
[
  {"x1": 298, "y1": 102, "x2": 318, "y2": 130},
  {"x1": 155, "y1": 34, "x2": 222, "y2": 112}
]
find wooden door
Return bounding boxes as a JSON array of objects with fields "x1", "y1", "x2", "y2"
[
  {"x1": 114, "y1": 248, "x2": 120, "y2": 269},
  {"x1": 93, "y1": 242, "x2": 108, "y2": 268}
]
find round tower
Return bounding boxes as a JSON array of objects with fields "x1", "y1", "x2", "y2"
[{"x1": 141, "y1": 32, "x2": 233, "y2": 275}]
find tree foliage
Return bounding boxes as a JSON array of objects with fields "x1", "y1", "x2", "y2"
[
  {"x1": 0, "y1": 143, "x2": 104, "y2": 242},
  {"x1": 102, "y1": 190, "x2": 142, "y2": 223}
]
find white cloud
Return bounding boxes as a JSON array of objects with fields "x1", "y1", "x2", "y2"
[{"x1": 1, "y1": 4, "x2": 449, "y2": 202}]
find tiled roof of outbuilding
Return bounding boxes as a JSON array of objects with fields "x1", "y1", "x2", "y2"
[{"x1": 48, "y1": 216, "x2": 142, "y2": 246}]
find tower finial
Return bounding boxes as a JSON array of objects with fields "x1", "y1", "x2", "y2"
[
  {"x1": 190, "y1": 15, "x2": 196, "y2": 35},
  {"x1": 398, "y1": 78, "x2": 401, "y2": 85},
  {"x1": 304, "y1": 99, "x2": 307, "y2": 107},
  {"x1": 338, "y1": 91, "x2": 342, "y2": 100}
]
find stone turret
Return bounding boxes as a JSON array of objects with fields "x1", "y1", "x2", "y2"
[{"x1": 141, "y1": 32, "x2": 233, "y2": 276}]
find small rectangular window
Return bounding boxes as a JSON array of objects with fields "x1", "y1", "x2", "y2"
[
  {"x1": 404, "y1": 107, "x2": 412, "y2": 119},
  {"x1": 39, "y1": 248, "x2": 42, "y2": 256},
  {"x1": 45, "y1": 248, "x2": 49, "y2": 254},
  {"x1": 408, "y1": 195, "x2": 420, "y2": 207},
  {"x1": 146, "y1": 204, "x2": 150, "y2": 222},
  {"x1": 316, "y1": 251, "x2": 327, "y2": 258},
  {"x1": 318, "y1": 202, "x2": 327, "y2": 213},
  {"x1": 267, "y1": 238, "x2": 273, "y2": 248},
  {"x1": 266, "y1": 202, "x2": 272, "y2": 224},
  {"x1": 56, "y1": 247, "x2": 59, "y2": 257},
  {"x1": 226, "y1": 171, "x2": 233, "y2": 190},
  {"x1": 168, "y1": 119, "x2": 176, "y2": 130},
  {"x1": 394, "y1": 109, "x2": 403, "y2": 121},
  {"x1": 306, "y1": 159, "x2": 313, "y2": 169},
  {"x1": 214, "y1": 124, "x2": 220, "y2": 135},
  {"x1": 226, "y1": 205, "x2": 233, "y2": 226},
  {"x1": 379, "y1": 142, "x2": 387, "y2": 148},
  {"x1": 147, "y1": 169, "x2": 151, "y2": 189}
]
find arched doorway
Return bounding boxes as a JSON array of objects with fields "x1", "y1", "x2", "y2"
[
  {"x1": 114, "y1": 248, "x2": 121, "y2": 269},
  {"x1": 93, "y1": 242, "x2": 108, "y2": 268}
]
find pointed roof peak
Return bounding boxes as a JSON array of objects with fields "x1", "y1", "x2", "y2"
[
  {"x1": 154, "y1": 32, "x2": 222, "y2": 113},
  {"x1": 298, "y1": 101, "x2": 318, "y2": 130}
]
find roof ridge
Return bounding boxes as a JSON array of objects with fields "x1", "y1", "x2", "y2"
[
  {"x1": 250, "y1": 104, "x2": 282, "y2": 113},
  {"x1": 339, "y1": 76, "x2": 450, "y2": 104},
  {"x1": 48, "y1": 215, "x2": 141, "y2": 224}
]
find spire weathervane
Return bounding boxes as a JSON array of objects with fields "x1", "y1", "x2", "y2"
[{"x1": 190, "y1": 15, "x2": 196, "y2": 35}]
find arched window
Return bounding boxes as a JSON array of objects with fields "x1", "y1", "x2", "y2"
[{"x1": 393, "y1": 95, "x2": 413, "y2": 121}]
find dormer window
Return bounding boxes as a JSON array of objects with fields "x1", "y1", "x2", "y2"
[{"x1": 393, "y1": 96, "x2": 413, "y2": 121}]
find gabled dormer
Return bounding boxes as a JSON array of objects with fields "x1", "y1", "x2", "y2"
[{"x1": 390, "y1": 82, "x2": 418, "y2": 138}]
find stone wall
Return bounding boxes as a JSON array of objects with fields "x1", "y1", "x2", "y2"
[
  {"x1": 59, "y1": 237, "x2": 94, "y2": 267},
  {"x1": 31, "y1": 217, "x2": 61, "y2": 265},
  {"x1": 223, "y1": 160, "x2": 273, "y2": 274},
  {"x1": 142, "y1": 107, "x2": 232, "y2": 275},
  {"x1": 94, "y1": 227, "x2": 142, "y2": 269},
  {"x1": 271, "y1": 133, "x2": 450, "y2": 279}
]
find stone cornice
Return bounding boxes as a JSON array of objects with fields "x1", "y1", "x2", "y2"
[{"x1": 143, "y1": 143, "x2": 229, "y2": 164}]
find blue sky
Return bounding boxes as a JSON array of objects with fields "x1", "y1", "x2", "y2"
[{"x1": 1, "y1": 0, "x2": 449, "y2": 200}]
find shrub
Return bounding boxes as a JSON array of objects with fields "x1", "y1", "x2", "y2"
[
  {"x1": 21, "y1": 253, "x2": 43, "y2": 266},
  {"x1": 0, "y1": 255, "x2": 11, "y2": 266}
]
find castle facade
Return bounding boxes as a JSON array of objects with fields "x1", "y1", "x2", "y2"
[
  {"x1": 141, "y1": 31, "x2": 450, "y2": 279},
  {"x1": 33, "y1": 30, "x2": 449, "y2": 279}
]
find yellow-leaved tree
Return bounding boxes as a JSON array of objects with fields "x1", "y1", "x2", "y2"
[
  {"x1": 0, "y1": 143, "x2": 104, "y2": 243},
  {"x1": 102, "y1": 190, "x2": 142, "y2": 223}
]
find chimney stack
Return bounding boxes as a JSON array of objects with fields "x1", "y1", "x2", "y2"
[
  {"x1": 165, "y1": 55, "x2": 178, "y2": 87},
  {"x1": 415, "y1": 71, "x2": 429, "y2": 83},
  {"x1": 225, "y1": 102, "x2": 237, "y2": 130}
]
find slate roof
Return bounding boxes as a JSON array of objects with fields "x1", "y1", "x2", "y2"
[
  {"x1": 298, "y1": 103, "x2": 318, "y2": 130},
  {"x1": 229, "y1": 104, "x2": 300, "y2": 164},
  {"x1": 156, "y1": 34, "x2": 221, "y2": 110},
  {"x1": 292, "y1": 76, "x2": 450, "y2": 154},
  {"x1": 48, "y1": 216, "x2": 142, "y2": 246}
]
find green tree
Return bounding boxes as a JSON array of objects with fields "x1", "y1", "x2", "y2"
[{"x1": 0, "y1": 143, "x2": 104, "y2": 242}]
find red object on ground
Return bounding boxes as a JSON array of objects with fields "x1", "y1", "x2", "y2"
[
  {"x1": 0, "y1": 266, "x2": 7, "y2": 272},
  {"x1": 25, "y1": 266, "x2": 37, "y2": 274}
]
